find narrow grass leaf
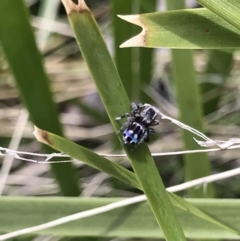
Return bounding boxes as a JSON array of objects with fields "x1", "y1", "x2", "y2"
[
  {"x1": 201, "y1": 50, "x2": 233, "y2": 115},
  {"x1": 168, "y1": 193, "x2": 240, "y2": 236},
  {"x1": 34, "y1": 126, "x2": 240, "y2": 236},
  {"x1": 197, "y1": 0, "x2": 240, "y2": 31},
  {"x1": 0, "y1": 0, "x2": 79, "y2": 196},
  {"x1": 33, "y1": 126, "x2": 140, "y2": 189},
  {"x1": 166, "y1": 0, "x2": 213, "y2": 198},
  {"x1": 0, "y1": 197, "x2": 240, "y2": 239},
  {"x1": 171, "y1": 50, "x2": 213, "y2": 198},
  {"x1": 119, "y1": 8, "x2": 240, "y2": 49},
  {"x1": 61, "y1": 1, "x2": 186, "y2": 239},
  {"x1": 138, "y1": 0, "x2": 157, "y2": 102},
  {"x1": 110, "y1": 0, "x2": 133, "y2": 98},
  {"x1": 37, "y1": 0, "x2": 60, "y2": 49}
]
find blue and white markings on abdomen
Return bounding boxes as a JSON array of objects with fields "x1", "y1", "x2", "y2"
[
  {"x1": 123, "y1": 122, "x2": 144, "y2": 144},
  {"x1": 116, "y1": 103, "x2": 159, "y2": 146}
]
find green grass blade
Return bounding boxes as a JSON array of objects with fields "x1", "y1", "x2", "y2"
[
  {"x1": 62, "y1": 0, "x2": 128, "y2": 128},
  {"x1": 37, "y1": 0, "x2": 60, "y2": 49},
  {"x1": 110, "y1": 0, "x2": 133, "y2": 98},
  {"x1": 34, "y1": 127, "x2": 240, "y2": 236},
  {"x1": 61, "y1": 1, "x2": 186, "y2": 239},
  {"x1": 119, "y1": 8, "x2": 240, "y2": 49},
  {"x1": 197, "y1": 0, "x2": 240, "y2": 31},
  {"x1": 202, "y1": 50, "x2": 233, "y2": 115},
  {"x1": 0, "y1": 0, "x2": 80, "y2": 196},
  {"x1": 138, "y1": 0, "x2": 157, "y2": 102},
  {"x1": 0, "y1": 197, "x2": 240, "y2": 239},
  {"x1": 171, "y1": 50, "x2": 213, "y2": 198},
  {"x1": 128, "y1": 146, "x2": 186, "y2": 240},
  {"x1": 168, "y1": 193, "x2": 239, "y2": 236},
  {"x1": 111, "y1": 1, "x2": 157, "y2": 102},
  {"x1": 166, "y1": 0, "x2": 213, "y2": 198},
  {"x1": 34, "y1": 127, "x2": 141, "y2": 190}
]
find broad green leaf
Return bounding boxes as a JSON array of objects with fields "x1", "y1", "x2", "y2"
[
  {"x1": 0, "y1": 197, "x2": 240, "y2": 240},
  {"x1": 119, "y1": 8, "x2": 240, "y2": 49},
  {"x1": 34, "y1": 127, "x2": 240, "y2": 236},
  {"x1": 197, "y1": 0, "x2": 240, "y2": 31},
  {"x1": 0, "y1": 0, "x2": 79, "y2": 196}
]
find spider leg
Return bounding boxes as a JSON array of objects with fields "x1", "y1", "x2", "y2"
[
  {"x1": 143, "y1": 128, "x2": 156, "y2": 143},
  {"x1": 116, "y1": 113, "x2": 131, "y2": 121},
  {"x1": 149, "y1": 120, "x2": 159, "y2": 127},
  {"x1": 148, "y1": 128, "x2": 156, "y2": 133},
  {"x1": 116, "y1": 122, "x2": 128, "y2": 133},
  {"x1": 116, "y1": 116, "x2": 135, "y2": 133},
  {"x1": 136, "y1": 103, "x2": 144, "y2": 109},
  {"x1": 138, "y1": 131, "x2": 149, "y2": 145}
]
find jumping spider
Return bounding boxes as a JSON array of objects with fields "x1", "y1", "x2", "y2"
[{"x1": 116, "y1": 103, "x2": 159, "y2": 146}]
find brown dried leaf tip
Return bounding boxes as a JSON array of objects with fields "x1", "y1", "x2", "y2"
[
  {"x1": 33, "y1": 126, "x2": 52, "y2": 146},
  {"x1": 118, "y1": 14, "x2": 146, "y2": 48},
  {"x1": 61, "y1": 0, "x2": 90, "y2": 14}
]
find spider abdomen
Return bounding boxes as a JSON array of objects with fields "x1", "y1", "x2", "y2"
[{"x1": 123, "y1": 122, "x2": 145, "y2": 145}]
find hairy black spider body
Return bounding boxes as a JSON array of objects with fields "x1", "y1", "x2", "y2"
[{"x1": 116, "y1": 103, "x2": 159, "y2": 146}]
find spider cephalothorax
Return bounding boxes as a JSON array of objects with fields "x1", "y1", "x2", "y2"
[{"x1": 116, "y1": 103, "x2": 159, "y2": 146}]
